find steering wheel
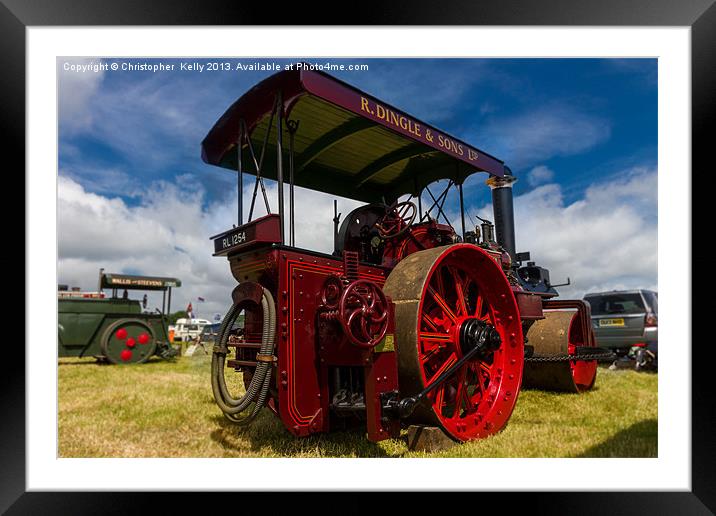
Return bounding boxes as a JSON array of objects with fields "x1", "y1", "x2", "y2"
[{"x1": 374, "y1": 201, "x2": 417, "y2": 239}]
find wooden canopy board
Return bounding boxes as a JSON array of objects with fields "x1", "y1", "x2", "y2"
[{"x1": 201, "y1": 69, "x2": 505, "y2": 203}]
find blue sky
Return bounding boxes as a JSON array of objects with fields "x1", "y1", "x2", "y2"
[{"x1": 57, "y1": 58, "x2": 657, "y2": 317}]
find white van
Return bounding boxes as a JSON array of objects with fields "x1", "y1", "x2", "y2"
[{"x1": 173, "y1": 318, "x2": 212, "y2": 342}]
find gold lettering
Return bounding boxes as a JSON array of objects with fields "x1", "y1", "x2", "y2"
[
  {"x1": 390, "y1": 111, "x2": 400, "y2": 126},
  {"x1": 399, "y1": 116, "x2": 408, "y2": 130},
  {"x1": 360, "y1": 96, "x2": 370, "y2": 112},
  {"x1": 376, "y1": 104, "x2": 386, "y2": 120},
  {"x1": 413, "y1": 123, "x2": 422, "y2": 137}
]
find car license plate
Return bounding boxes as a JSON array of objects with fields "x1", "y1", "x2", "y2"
[{"x1": 599, "y1": 318, "x2": 625, "y2": 327}]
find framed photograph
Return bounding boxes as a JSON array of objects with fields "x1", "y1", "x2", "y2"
[{"x1": 6, "y1": 0, "x2": 713, "y2": 512}]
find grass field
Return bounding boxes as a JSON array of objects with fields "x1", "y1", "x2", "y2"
[{"x1": 58, "y1": 354, "x2": 657, "y2": 458}]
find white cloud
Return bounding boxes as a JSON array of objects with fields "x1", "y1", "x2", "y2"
[
  {"x1": 337, "y1": 60, "x2": 490, "y2": 125},
  {"x1": 59, "y1": 164, "x2": 656, "y2": 317},
  {"x1": 58, "y1": 175, "x2": 361, "y2": 319},
  {"x1": 527, "y1": 165, "x2": 555, "y2": 187},
  {"x1": 58, "y1": 59, "x2": 106, "y2": 134},
  {"x1": 57, "y1": 61, "x2": 258, "y2": 171},
  {"x1": 478, "y1": 103, "x2": 611, "y2": 169},
  {"x1": 471, "y1": 166, "x2": 657, "y2": 299}
]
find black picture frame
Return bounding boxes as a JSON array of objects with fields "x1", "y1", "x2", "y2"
[{"x1": 6, "y1": 0, "x2": 712, "y2": 512}]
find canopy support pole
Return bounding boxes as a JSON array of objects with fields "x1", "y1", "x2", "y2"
[
  {"x1": 459, "y1": 182, "x2": 466, "y2": 241},
  {"x1": 276, "y1": 91, "x2": 285, "y2": 245},
  {"x1": 287, "y1": 119, "x2": 299, "y2": 247},
  {"x1": 414, "y1": 178, "x2": 422, "y2": 220},
  {"x1": 237, "y1": 121, "x2": 243, "y2": 226}
]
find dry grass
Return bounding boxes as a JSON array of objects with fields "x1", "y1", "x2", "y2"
[{"x1": 58, "y1": 354, "x2": 657, "y2": 458}]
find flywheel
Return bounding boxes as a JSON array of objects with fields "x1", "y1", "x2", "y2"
[{"x1": 383, "y1": 243, "x2": 524, "y2": 441}]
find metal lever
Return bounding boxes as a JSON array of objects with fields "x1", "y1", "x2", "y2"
[{"x1": 551, "y1": 277, "x2": 571, "y2": 288}]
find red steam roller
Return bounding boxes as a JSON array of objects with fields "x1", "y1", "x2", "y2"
[{"x1": 201, "y1": 69, "x2": 612, "y2": 443}]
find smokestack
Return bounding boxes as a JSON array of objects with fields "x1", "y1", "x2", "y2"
[{"x1": 486, "y1": 169, "x2": 517, "y2": 260}]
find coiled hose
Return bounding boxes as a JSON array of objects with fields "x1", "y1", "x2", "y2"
[{"x1": 211, "y1": 287, "x2": 276, "y2": 424}]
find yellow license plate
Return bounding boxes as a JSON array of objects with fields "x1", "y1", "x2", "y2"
[{"x1": 599, "y1": 318, "x2": 625, "y2": 327}]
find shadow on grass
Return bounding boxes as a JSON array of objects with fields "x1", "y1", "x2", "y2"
[
  {"x1": 577, "y1": 419, "x2": 657, "y2": 457},
  {"x1": 521, "y1": 385, "x2": 602, "y2": 394},
  {"x1": 58, "y1": 357, "x2": 170, "y2": 367},
  {"x1": 209, "y1": 412, "x2": 396, "y2": 457},
  {"x1": 58, "y1": 359, "x2": 107, "y2": 366}
]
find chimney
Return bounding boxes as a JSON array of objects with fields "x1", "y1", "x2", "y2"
[{"x1": 486, "y1": 168, "x2": 517, "y2": 260}]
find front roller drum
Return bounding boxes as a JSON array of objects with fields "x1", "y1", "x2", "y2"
[
  {"x1": 523, "y1": 310, "x2": 597, "y2": 393},
  {"x1": 383, "y1": 243, "x2": 524, "y2": 442}
]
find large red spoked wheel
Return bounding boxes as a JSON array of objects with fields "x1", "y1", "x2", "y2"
[
  {"x1": 522, "y1": 310, "x2": 598, "y2": 393},
  {"x1": 383, "y1": 244, "x2": 524, "y2": 441},
  {"x1": 101, "y1": 319, "x2": 156, "y2": 364}
]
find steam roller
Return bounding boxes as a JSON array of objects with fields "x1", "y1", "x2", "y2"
[
  {"x1": 523, "y1": 309, "x2": 598, "y2": 393},
  {"x1": 202, "y1": 67, "x2": 610, "y2": 446}
]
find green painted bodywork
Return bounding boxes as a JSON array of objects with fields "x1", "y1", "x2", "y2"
[{"x1": 58, "y1": 297, "x2": 170, "y2": 359}]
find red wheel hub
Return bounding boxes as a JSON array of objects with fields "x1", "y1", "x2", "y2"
[
  {"x1": 116, "y1": 328, "x2": 127, "y2": 340},
  {"x1": 120, "y1": 349, "x2": 133, "y2": 361},
  {"x1": 126, "y1": 337, "x2": 136, "y2": 348},
  {"x1": 138, "y1": 333, "x2": 150, "y2": 345}
]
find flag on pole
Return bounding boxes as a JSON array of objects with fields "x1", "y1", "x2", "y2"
[
  {"x1": 198, "y1": 297, "x2": 205, "y2": 302},
  {"x1": 187, "y1": 302, "x2": 194, "y2": 318}
]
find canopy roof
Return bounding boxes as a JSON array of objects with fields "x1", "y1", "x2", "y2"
[
  {"x1": 100, "y1": 273, "x2": 181, "y2": 291},
  {"x1": 201, "y1": 69, "x2": 505, "y2": 203}
]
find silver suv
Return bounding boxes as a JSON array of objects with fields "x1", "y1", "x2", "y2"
[{"x1": 583, "y1": 289, "x2": 658, "y2": 356}]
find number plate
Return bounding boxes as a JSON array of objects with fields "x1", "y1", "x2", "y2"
[
  {"x1": 211, "y1": 214, "x2": 281, "y2": 256},
  {"x1": 599, "y1": 318, "x2": 625, "y2": 327},
  {"x1": 214, "y1": 227, "x2": 250, "y2": 254}
]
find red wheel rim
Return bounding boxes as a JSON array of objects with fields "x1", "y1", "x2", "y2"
[{"x1": 416, "y1": 247, "x2": 523, "y2": 440}]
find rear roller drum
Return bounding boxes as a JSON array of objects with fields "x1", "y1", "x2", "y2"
[
  {"x1": 523, "y1": 310, "x2": 598, "y2": 393},
  {"x1": 383, "y1": 244, "x2": 524, "y2": 441}
]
